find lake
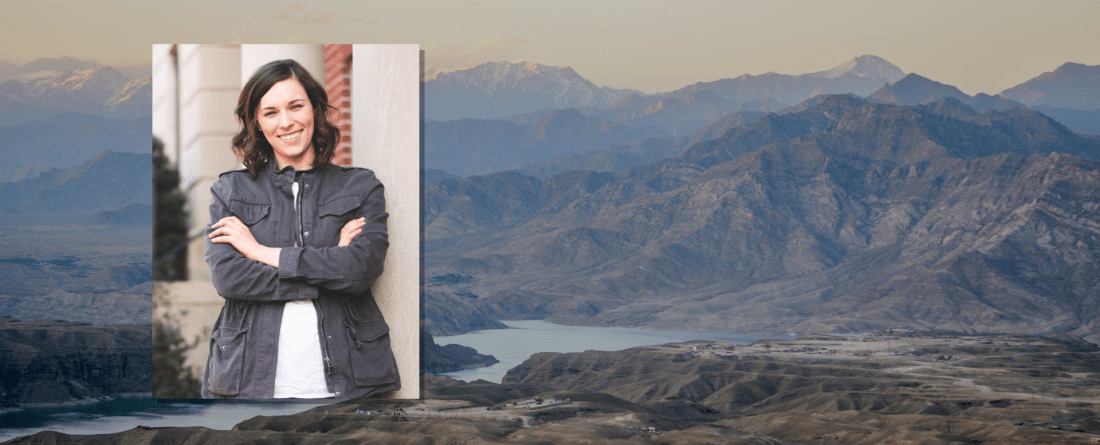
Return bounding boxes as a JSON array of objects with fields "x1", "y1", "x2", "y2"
[
  {"x1": 0, "y1": 320, "x2": 789, "y2": 441},
  {"x1": 435, "y1": 319, "x2": 792, "y2": 383},
  {"x1": 0, "y1": 398, "x2": 325, "y2": 443}
]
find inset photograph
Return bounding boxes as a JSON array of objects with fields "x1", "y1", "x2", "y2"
[{"x1": 152, "y1": 44, "x2": 420, "y2": 400}]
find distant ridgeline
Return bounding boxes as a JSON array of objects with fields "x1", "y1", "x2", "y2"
[
  {"x1": 424, "y1": 59, "x2": 1099, "y2": 181},
  {"x1": 0, "y1": 150, "x2": 152, "y2": 216},
  {"x1": 424, "y1": 94, "x2": 1100, "y2": 342}
]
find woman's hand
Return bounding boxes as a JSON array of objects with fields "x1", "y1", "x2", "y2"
[
  {"x1": 339, "y1": 217, "x2": 366, "y2": 247},
  {"x1": 209, "y1": 216, "x2": 281, "y2": 268}
]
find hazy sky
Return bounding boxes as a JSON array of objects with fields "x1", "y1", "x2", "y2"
[{"x1": 3, "y1": 0, "x2": 1097, "y2": 95}]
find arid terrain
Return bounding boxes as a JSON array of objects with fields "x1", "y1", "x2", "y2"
[{"x1": 7, "y1": 332, "x2": 1098, "y2": 444}]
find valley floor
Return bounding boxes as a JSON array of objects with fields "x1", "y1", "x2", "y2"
[{"x1": 6, "y1": 332, "x2": 1100, "y2": 444}]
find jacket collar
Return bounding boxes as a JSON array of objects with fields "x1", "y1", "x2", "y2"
[
  {"x1": 268, "y1": 160, "x2": 295, "y2": 197},
  {"x1": 267, "y1": 160, "x2": 323, "y2": 197}
]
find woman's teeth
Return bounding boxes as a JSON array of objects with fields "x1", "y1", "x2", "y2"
[{"x1": 280, "y1": 131, "x2": 302, "y2": 142}]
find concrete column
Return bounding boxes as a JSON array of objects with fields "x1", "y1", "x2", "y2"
[
  {"x1": 169, "y1": 44, "x2": 243, "y2": 382},
  {"x1": 151, "y1": 44, "x2": 178, "y2": 165},
  {"x1": 352, "y1": 44, "x2": 421, "y2": 399},
  {"x1": 177, "y1": 44, "x2": 242, "y2": 282}
]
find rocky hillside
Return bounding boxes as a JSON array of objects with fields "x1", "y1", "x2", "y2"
[
  {"x1": 506, "y1": 110, "x2": 767, "y2": 179},
  {"x1": 424, "y1": 95, "x2": 1100, "y2": 338},
  {"x1": 0, "y1": 318, "x2": 151, "y2": 406},
  {"x1": 421, "y1": 332, "x2": 500, "y2": 374},
  {"x1": 425, "y1": 109, "x2": 667, "y2": 176}
]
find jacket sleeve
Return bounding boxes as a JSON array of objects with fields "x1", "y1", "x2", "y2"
[
  {"x1": 204, "y1": 181, "x2": 319, "y2": 302},
  {"x1": 277, "y1": 178, "x2": 389, "y2": 296}
]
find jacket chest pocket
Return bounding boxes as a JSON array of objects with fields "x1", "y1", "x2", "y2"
[
  {"x1": 317, "y1": 195, "x2": 362, "y2": 246},
  {"x1": 228, "y1": 199, "x2": 273, "y2": 246}
]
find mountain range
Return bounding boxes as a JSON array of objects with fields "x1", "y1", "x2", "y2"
[
  {"x1": 428, "y1": 58, "x2": 1099, "y2": 125},
  {"x1": 0, "y1": 163, "x2": 52, "y2": 184},
  {"x1": 666, "y1": 54, "x2": 906, "y2": 105},
  {"x1": 424, "y1": 61, "x2": 641, "y2": 120},
  {"x1": 0, "y1": 66, "x2": 150, "y2": 125},
  {"x1": 425, "y1": 55, "x2": 903, "y2": 122},
  {"x1": 502, "y1": 110, "x2": 766, "y2": 180},
  {"x1": 1000, "y1": 62, "x2": 1100, "y2": 111},
  {"x1": 423, "y1": 95, "x2": 1100, "y2": 340},
  {"x1": 0, "y1": 113, "x2": 152, "y2": 169},
  {"x1": 869, "y1": 73, "x2": 1029, "y2": 112},
  {"x1": 424, "y1": 56, "x2": 904, "y2": 143},
  {"x1": 425, "y1": 58, "x2": 1100, "y2": 181},
  {"x1": 581, "y1": 90, "x2": 781, "y2": 137},
  {"x1": 426, "y1": 108, "x2": 669, "y2": 176},
  {"x1": 0, "y1": 150, "x2": 152, "y2": 214}
]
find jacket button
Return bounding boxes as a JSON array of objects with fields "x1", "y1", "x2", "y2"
[{"x1": 304, "y1": 231, "x2": 310, "y2": 237}]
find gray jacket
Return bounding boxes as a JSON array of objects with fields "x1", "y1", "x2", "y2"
[{"x1": 201, "y1": 160, "x2": 400, "y2": 399}]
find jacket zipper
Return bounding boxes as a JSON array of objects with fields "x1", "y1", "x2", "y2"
[
  {"x1": 298, "y1": 177, "x2": 334, "y2": 377},
  {"x1": 294, "y1": 179, "x2": 304, "y2": 247},
  {"x1": 316, "y1": 300, "x2": 334, "y2": 375}
]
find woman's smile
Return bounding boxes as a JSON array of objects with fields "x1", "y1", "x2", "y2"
[{"x1": 279, "y1": 130, "x2": 303, "y2": 142}]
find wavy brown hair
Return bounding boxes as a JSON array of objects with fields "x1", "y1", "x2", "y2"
[{"x1": 232, "y1": 59, "x2": 340, "y2": 176}]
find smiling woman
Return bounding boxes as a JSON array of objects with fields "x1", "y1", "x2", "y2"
[
  {"x1": 200, "y1": 59, "x2": 402, "y2": 397},
  {"x1": 201, "y1": 58, "x2": 403, "y2": 400}
]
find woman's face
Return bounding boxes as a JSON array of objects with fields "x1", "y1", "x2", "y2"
[{"x1": 257, "y1": 77, "x2": 315, "y2": 170}]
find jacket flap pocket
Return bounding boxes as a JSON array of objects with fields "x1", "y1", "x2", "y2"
[
  {"x1": 350, "y1": 318, "x2": 390, "y2": 342},
  {"x1": 345, "y1": 318, "x2": 398, "y2": 387},
  {"x1": 228, "y1": 200, "x2": 270, "y2": 225},
  {"x1": 208, "y1": 327, "x2": 247, "y2": 396},
  {"x1": 319, "y1": 195, "x2": 361, "y2": 217}
]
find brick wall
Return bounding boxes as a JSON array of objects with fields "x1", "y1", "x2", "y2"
[{"x1": 324, "y1": 44, "x2": 352, "y2": 166}]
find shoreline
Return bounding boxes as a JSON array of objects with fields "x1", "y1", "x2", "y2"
[{"x1": 0, "y1": 393, "x2": 153, "y2": 415}]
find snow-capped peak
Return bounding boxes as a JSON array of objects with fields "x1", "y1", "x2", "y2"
[
  {"x1": 423, "y1": 64, "x2": 459, "y2": 81},
  {"x1": 816, "y1": 55, "x2": 905, "y2": 81}
]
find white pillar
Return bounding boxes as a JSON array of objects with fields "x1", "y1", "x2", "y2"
[
  {"x1": 170, "y1": 44, "x2": 244, "y2": 382},
  {"x1": 151, "y1": 44, "x2": 178, "y2": 165},
  {"x1": 352, "y1": 44, "x2": 421, "y2": 399},
  {"x1": 177, "y1": 44, "x2": 243, "y2": 281}
]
